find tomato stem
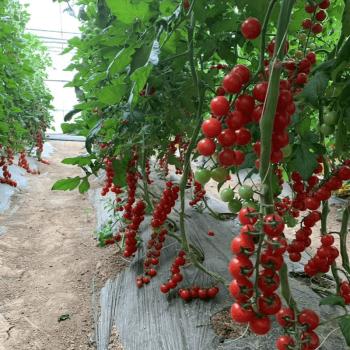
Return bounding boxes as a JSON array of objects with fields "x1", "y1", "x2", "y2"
[{"x1": 339, "y1": 206, "x2": 350, "y2": 274}]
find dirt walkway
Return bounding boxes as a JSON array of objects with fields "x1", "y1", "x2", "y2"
[{"x1": 0, "y1": 141, "x2": 123, "y2": 350}]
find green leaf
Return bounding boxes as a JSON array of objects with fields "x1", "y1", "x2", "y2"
[
  {"x1": 64, "y1": 109, "x2": 80, "y2": 122},
  {"x1": 86, "y1": 119, "x2": 103, "y2": 154},
  {"x1": 52, "y1": 177, "x2": 81, "y2": 191},
  {"x1": 112, "y1": 157, "x2": 130, "y2": 187},
  {"x1": 97, "y1": 78, "x2": 126, "y2": 105},
  {"x1": 129, "y1": 64, "x2": 153, "y2": 105},
  {"x1": 288, "y1": 144, "x2": 319, "y2": 180},
  {"x1": 105, "y1": 0, "x2": 152, "y2": 24},
  {"x1": 62, "y1": 155, "x2": 92, "y2": 166},
  {"x1": 301, "y1": 71, "x2": 329, "y2": 107},
  {"x1": 320, "y1": 295, "x2": 346, "y2": 307},
  {"x1": 339, "y1": 315, "x2": 350, "y2": 346},
  {"x1": 79, "y1": 177, "x2": 90, "y2": 193},
  {"x1": 168, "y1": 154, "x2": 182, "y2": 169},
  {"x1": 107, "y1": 47, "x2": 135, "y2": 76}
]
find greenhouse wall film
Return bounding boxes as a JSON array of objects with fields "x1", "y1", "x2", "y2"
[{"x1": 1, "y1": 0, "x2": 350, "y2": 350}]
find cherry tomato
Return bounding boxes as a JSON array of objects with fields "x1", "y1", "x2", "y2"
[
  {"x1": 298, "y1": 309, "x2": 320, "y2": 331},
  {"x1": 210, "y1": 96, "x2": 230, "y2": 116},
  {"x1": 276, "y1": 335, "x2": 295, "y2": 350},
  {"x1": 223, "y1": 73, "x2": 243, "y2": 94},
  {"x1": 231, "y1": 233, "x2": 255, "y2": 256},
  {"x1": 235, "y1": 128, "x2": 251, "y2": 145},
  {"x1": 201, "y1": 118, "x2": 222, "y2": 138},
  {"x1": 231, "y1": 64, "x2": 251, "y2": 84},
  {"x1": 228, "y1": 254, "x2": 254, "y2": 279},
  {"x1": 238, "y1": 207, "x2": 257, "y2": 225},
  {"x1": 249, "y1": 315, "x2": 271, "y2": 335},
  {"x1": 263, "y1": 213, "x2": 285, "y2": 237},
  {"x1": 235, "y1": 94, "x2": 255, "y2": 115},
  {"x1": 197, "y1": 138, "x2": 216, "y2": 156},
  {"x1": 276, "y1": 307, "x2": 295, "y2": 327},
  {"x1": 230, "y1": 302, "x2": 254, "y2": 323},
  {"x1": 217, "y1": 128, "x2": 236, "y2": 146},
  {"x1": 241, "y1": 17, "x2": 262, "y2": 40},
  {"x1": 229, "y1": 276, "x2": 253, "y2": 302},
  {"x1": 258, "y1": 293, "x2": 282, "y2": 315}
]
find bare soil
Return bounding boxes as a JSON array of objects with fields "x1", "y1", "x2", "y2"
[{"x1": 0, "y1": 141, "x2": 124, "y2": 350}]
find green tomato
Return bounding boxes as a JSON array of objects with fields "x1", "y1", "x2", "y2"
[
  {"x1": 282, "y1": 144, "x2": 292, "y2": 158},
  {"x1": 295, "y1": 50, "x2": 304, "y2": 59},
  {"x1": 194, "y1": 169, "x2": 211, "y2": 185},
  {"x1": 319, "y1": 123, "x2": 334, "y2": 136},
  {"x1": 298, "y1": 33, "x2": 307, "y2": 43},
  {"x1": 323, "y1": 111, "x2": 338, "y2": 126},
  {"x1": 238, "y1": 185, "x2": 254, "y2": 200},
  {"x1": 309, "y1": 43, "x2": 317, "y2": 50},
  {"x1": 211, "y1": 167, "x2": 229, "y2": 183},
  {"x1": 220, "y1": 188, "x2": 234, "y2": 202},
  {"x1": 228, "y1": 199, "x2": 242, "y2": 213},
  {"x1": 242, "y1": 200, "x2": 259, "y2": 210}
]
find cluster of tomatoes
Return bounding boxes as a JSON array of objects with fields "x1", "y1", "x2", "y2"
[
  {"x1": 122, "y1": 154, "x2": 139, "y2": 221},
  {"x1": 101, "y1": 157, "x2": 115, "y2": 196},
  {"x1": 304, "y1": 233, "x2": 338, "y2": 276},
  {"x1": 36, "y1": 132, "x2": 44, "y2": 155},
  {"x1": 189, "y1": 181, "x2": 206, "y2": 206},
  {"x1": 340, "y1": 281, "x2": 350, "y2": 304},
  {"x1": 122, "y1": 200, "x2": 146, "y2": 257},
  {"x1": 178, "y1": 285, "x2": 219, "y2": 301},
  {"x1": 151, "y1": 181, "x2": 179, "y2": 228},
  {"x1": 160, "y1": 250, "x2": 187, "y2": 293},
  {"x1": 18, "y1": 151, "x2": 38, "y2": 175},
  {"x1": 229, "y1": 208, "x2": 286, "y2": 332},
  {"x1": 275, "y1": 307, "x2": 320, "y2": 350},
  {"x1": 302, "y1": 0, "x2": 330, "y2": 34},
  {"x1": 0, "y1": 158, "x2": 17, "y2": 187},
  {"x1": 6, "y1": 147, "x2": 14, "y2": 165},
  {"x1": 145, "y1": 159, "x2": 153, "y2": 185}
]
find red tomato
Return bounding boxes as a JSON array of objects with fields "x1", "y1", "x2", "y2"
[
  {"x1": 258, "y1": 269, "x2": 280, "y2": 295},
  {"x1": 249, "y1": 315, "x2": 271, "y2": 335},
  {"x1": 312, "y1": 23, "x2": 323, "y2": 34},
  {"x1": 301, "y1": 331, "x2": 320, "y2": 350},
  {"x1": 252, "y1": 105, "x2": 263, "y2": 123},
  {"x1": 231, "y1": 233, "x2": 255, "y2": 256},
  {"x1": 226, "y1": 110, "x2": 246, "y2": 129},
  {"x1": 217, "y1": 129, "x2": 236, "y2": 147},
  {"x1": 276, "y1": 307, "x2": 295, "y2": 327},
  {"x1": 201, "y1": 118, "x2": 222, "y2": 138},
  {"x1": 228, "y1": 254, "x2": 254, "y2": 279},
  {"x1": 302, "y1": 18, "x2": 312, "y2": 29},
  {"x1": 235, "y1": 128, "x2": 251, "y2": 145},
  {"x1": 210, "y1": 96, "x2": 230, "y2": 116},
  {"x1": 230, "y1": 302, "x2": 254, "y2": 323},
  {"x1": 296, "y1": 72, "x2": 308, "y2": 85},
  {"x1": 229, "y1": 276, "x2": 253, "y2": 302},
  {"x1": 233, "y1": 150, "x2": 245, "y2": 166},
  {"x1": 235, "y1": 94, "x2": 255, "y2": 115},
  {"x1": 263, "y1": 214, "x2": 285, "y2": 237},
  {"x1": 276, "y1": 335, "x2": 295, "y2": 350},
  {"x1": 223, "y1": 73, "x2": 243, "y2": 94},
  {"x1": 258, "y1": 293, "x2": 282, "y2": 315},
  {"x1": 231, "y1": 64, "x2": 251, "y2": 84},
  {"x1": 253, "y1": 82, "x2": 268, "y2": 102},
  {"x1": 197, "y1": 138, "x2": 216, "y2": 156},
  {"x1": 218, "y1": 149, "x2": 235, "y2": 166},
  {"x1": 241, "y1": 17, "x2": 262, "y2": 40},
  {"x1": 298, "y1": 309, "x2": 320, "y2": 331},
  {"x1": 239, "y1": 207, "x2": 258, "y2": 225},
  {"x1": 319, "y1": 0, "x2": 330, "y2": 9}
]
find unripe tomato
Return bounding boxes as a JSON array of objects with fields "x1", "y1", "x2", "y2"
[
  {"x1": 194, "y1": 169, "x2": 211, "y2": 185},
  {"x1": 319, "y1": 123, "x2": 333, "y2": 136},
  {"x1": 228, "y1": 199, "x2": 242, "y2": 213},
  {"x1": 323, "y1": 111, "x2": 338, "y2": 125},
  {"x1": 220, "y1": 188, "x2": 234, "y2": 202},
  {"x1": 238, "y1": 185, "x2": 254, "y2": 200},
  {"x1": 211, "y1": 167, "x2": 229, "y2": 183}
]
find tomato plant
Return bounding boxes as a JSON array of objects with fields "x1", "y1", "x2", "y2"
[
  {"x1": 54, "y1": 0, "x2": 350, "y2": 348},
  {"x1": 0, "y1": 0, "x2": 53, "y2": 186}
]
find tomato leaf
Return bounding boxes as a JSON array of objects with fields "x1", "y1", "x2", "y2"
[
  {"x1": 319, "y1": 295, "x2": 345, "y2": 307},
  {"x1": 167, "y1": 154, "x2": 182, "y2": 169},
  {"x1": 62, "y1": 155, "x2": 93, "y2": 166},
  {"x1": 335, "y1": 116, "x2": 347, "y2": 156},
  {"x1": 112, "y1": 157, "x2": 130, "y2": 188},
  {"x1": 79, "y1": 177, "x2": 90, "y2": 194},
  {"x1": 288, "y1": 144, "x2": 319, "y2": 180},
  {"x1": 339, "y1": 315, "x2": 350, "y2": 346},
  {"x1": 105, "y1": 0, "x2": 152, "y2": 24},
  {"x1": 300, "y1": 71, "x2": 329, "y2": 107},
  {"x1": 52, "y1": 177, "x2": 81, "y2": 191}
]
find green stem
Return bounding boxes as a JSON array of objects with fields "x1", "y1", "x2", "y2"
[
  {"x1": 340, "y1": 206, "x2": 350, "y2": 274},
  {"x1": 318, "y1": 102, "x2": 341, "y2": 290},
  {"x1": 258, "y1": 0, "x2": 297, "y2": 310}
]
